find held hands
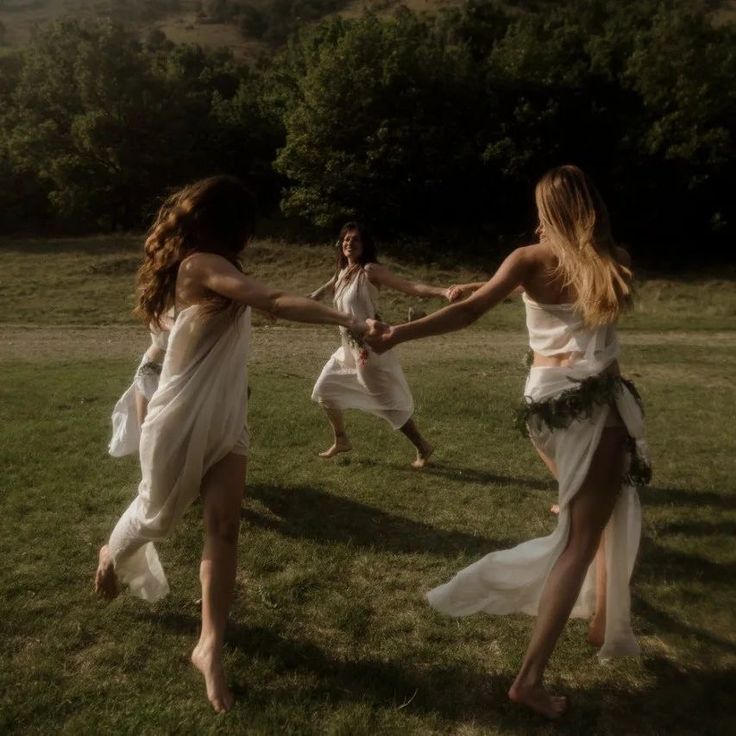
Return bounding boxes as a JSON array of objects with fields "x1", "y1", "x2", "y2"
[
  {"x1": 363, "y1": 323, "x2": 397, "y2": 354},
  {"x1": 351, "y1": 317, "x2": 389, "y2": 339},
  {"x1": 447, "y1": 284, "x2": 469, "y2": 303}
]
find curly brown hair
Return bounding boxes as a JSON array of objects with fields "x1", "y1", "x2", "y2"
[{"x1": 135, "y1": 175, "x2": 257, "y2": 328}]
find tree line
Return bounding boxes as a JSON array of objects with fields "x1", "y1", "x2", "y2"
[{"x1": 0, "y1": 0, "x2": 734, "y2": 265}]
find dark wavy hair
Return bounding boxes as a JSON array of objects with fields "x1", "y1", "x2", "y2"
[
  {"x1": 134, "y1": 175, "x2": 256, "y2": 328},
  {"x1": 334, "y1": 221, "x2": 378, "y2": 279}
]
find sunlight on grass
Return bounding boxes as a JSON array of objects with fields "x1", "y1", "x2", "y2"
[{"x1": 0, "y1": 238, "x2": 734, "y2": 734}]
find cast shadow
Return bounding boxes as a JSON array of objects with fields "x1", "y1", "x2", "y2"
[
  {"x1": 142, "y1": 610, "x2": 736, "y2": 734},
  {"x1": 354, "y1": 457, "x2": 557, "y2": 493},
  {"x1": 243, "y1": 483, "x2": 512, "y2": 557},
  {"x1": 568, "y1": 657, "x2": 736, "y2": 734},
  {"x1": 642, "y1": 485, "x2": 736, "y2": 511}
]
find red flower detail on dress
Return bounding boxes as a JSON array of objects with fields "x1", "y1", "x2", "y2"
[{"x1": 358, "y1": 348, "x2": 370, "y2": 367}]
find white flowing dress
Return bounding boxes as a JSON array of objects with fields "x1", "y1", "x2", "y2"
[
  {"x1": 427, "y1": 294, "x2": 648, "y2": 659},
  {"x1": 109, "y1": 327, "x2": 170, "y2": 458},
  {"x1": 108, "y1": 305, "x2": 251, "y2": 602},
  {"x1": 311, "y1": 268, "x2": 414, "y2": 429}
]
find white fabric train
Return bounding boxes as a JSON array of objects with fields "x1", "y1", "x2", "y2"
[
  {"x1": 312, "y1": 268, "x2": 414, "y2": 429},
  {"x1": 108, "y1": 305, "x2": 251, "y2": 601},
  {"x1": 427, "y1": 294, "x2": 648, "y2": 660},
  {"x1": 109, "y1": 327, "x2": 170, "y2": 458}
]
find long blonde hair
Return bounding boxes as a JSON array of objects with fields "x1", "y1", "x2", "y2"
[
  {"x1": 535, "y1": 165, "x2": 632, "y2": 326},
  {"x1": 135, "y1": 176, "x2": 256, "y2": 328}
]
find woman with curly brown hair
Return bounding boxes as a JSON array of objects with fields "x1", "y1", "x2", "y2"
[
  {"x1": 366, "y1": 165, "x2": 650, "y2": 719},
  {"x1": 94, "y1": 175, "x2": 383, "y2": 713}
]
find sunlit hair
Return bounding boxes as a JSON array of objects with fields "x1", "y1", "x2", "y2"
[
  {"x1": 135, "y1": 176, "x2": 256, "y2": 328},
  {"x1": 334, "y1": 221, "x2": 378, "y2": 291},
  {"x1": 535, "y1": 165, "x2": 632, "y2": 326}
]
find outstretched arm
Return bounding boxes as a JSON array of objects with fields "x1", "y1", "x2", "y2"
[
  {"x1": 365, "y1": 263, "x2": 451, "y2": 301},
  {"x1": 309, "y1": 274, "x2": 337, "y2": 301},
  {"x1": 367, "y1": 248, "x2": 531, "y2": 351},
  {"x1": 181, "y1": 253, "x2": 370, "y2": 333},
  {"x1": 449, "y1": 281, "x2": 524, "y2": 302}
]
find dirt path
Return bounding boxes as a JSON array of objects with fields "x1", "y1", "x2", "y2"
[{"x1": 2, "y1": 323, "x2": 734, "y2": 364}]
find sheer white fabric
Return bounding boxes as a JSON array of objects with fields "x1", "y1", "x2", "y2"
[
  {"x1": 109, "y1": 328, "x2": 170, "y2": 458},
  {"x1": 311, "y1": 268, "x2": 413, "y2": 429},
  {"x1": 524, "y1": 292, "x2": 618, "y2": 363},
  {"x1": 428, "y1": 298, "x2": 646, "y2": 660},
  {"x1": 108, "y1": 305, "x2": 250, "y2": 601}
]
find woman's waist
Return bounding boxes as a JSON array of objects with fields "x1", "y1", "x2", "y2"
[
  {"x1": 531, "y1": 351, "x2": 620, "y2": 373},
  {"x1": 143, "y1": 345, "x2": 167, "y2": 365}
]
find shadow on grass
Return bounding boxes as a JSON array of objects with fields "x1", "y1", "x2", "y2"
[
  {"x1": 657, "y1": 519, "x2": 736, "y2": 536},
  {"x1": 638, "y1": 535, "x2": 736, "y2": 586},
  {"x1": 642, "y1": 486, "x2": 736, "y2": 511},
  {"x1": 566, "y1": 657, "x2": 736, "y2": 735},
  {"x1": 143, "y1": 609, "x2": 736, "y2": 734},
  {"x1": 354, "y1": 458, "x2": 557, "y2": 492},
  {"x1": 243, "y1": 483, "x2": 513, "y2": 557},
  {"x1": 633, "y1": 595, "x2": 736, "y2": 655}
]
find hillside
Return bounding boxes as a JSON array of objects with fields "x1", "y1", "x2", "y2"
[
  {"x1": 8, "y1": 0, "x2": 734, "y2": 62},
  {"x1": 0, "y1": 0, "x2": 466, "y2": 59}
]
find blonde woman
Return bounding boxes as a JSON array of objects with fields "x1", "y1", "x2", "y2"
[
  {"x1": 95, "y1": 176, "x2": 383, "y2": 713},
  {"x1": 367, "y1": 165, "x2": 650, "y2": 719},
  {"x1": 310, "y1": 222, "x2": 453, "y2": 467}
]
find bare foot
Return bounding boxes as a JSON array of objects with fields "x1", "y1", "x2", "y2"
[
  {"x1": 508, "y1": 682, "x2": 568, "y2": 720},
  {"x1": 94, "y1": 545, "x2": 119, "y2": 600},
  {"x1": 411, "y1": 441, "x2": 434, "y2": 469},
  {"x1": 587, "y1": 614, "x2": 605, "y2": 647},
  {"x1": 550, "y1": 504, "x2": 560, "y2": 515},
  {"x1": 191, "y1": 643, "x2": 234, "y2": 714},
  {"x1": 318, "y1": 436, "x2": 352, "y2": 458}
]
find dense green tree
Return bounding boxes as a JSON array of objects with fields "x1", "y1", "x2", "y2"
[{"x1": 274, "y1": 12, "x2": 484, "y2": 230}]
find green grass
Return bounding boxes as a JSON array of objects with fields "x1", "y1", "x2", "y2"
[
  {"x1": 1, "y1": 235, "x2": 735, "y2": 330},
  {"x1": 0, "y1": 238, "x2": 735, "y2": 734}
]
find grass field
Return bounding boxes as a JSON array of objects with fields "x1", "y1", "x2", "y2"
[{"x1": 0, "y1": 237, "x2": 735, "y2": 735}]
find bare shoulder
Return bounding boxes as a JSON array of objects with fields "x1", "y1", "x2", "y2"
[
  {"x1": 180, "y1": 251, "x2": 233, "y2": 276},
  {"x1": 364, "y1": 262, "x2": 388, "y2": 281},
  {"x1": 614, "y1": 245, "x2": 632, "y2": 269},
  {"x1": 503, "y1": 243, "x2": 546, "y2": 273}
]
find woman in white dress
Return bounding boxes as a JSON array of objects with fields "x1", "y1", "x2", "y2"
[
  {"x1": 94, "y1": 176, "x2": 383, "y2": 713},
  {"x1": 108, "y1": 317, "x2": 172, "y2": 457},
  {"x1": 367, "y1": 165, "x2": 650, "y2": 719},
  {"x1": 310, "y1": 222, "x2": 453, "y2": 467}
]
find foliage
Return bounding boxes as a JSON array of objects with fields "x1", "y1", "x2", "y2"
[
  {"x1": 0, "y1": 1, "x2": 734, "y2": 265},
  {"x1": 0, "y1": 19, "x2": 279, "y2": 230}
]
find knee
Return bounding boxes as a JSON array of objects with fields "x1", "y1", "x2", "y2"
[
  {"x1": 564, "y1": 530, "x2": 601, "y2": 566},
  {"x1": 204, "y1": 511, "x2": 240, "y2": 546}
]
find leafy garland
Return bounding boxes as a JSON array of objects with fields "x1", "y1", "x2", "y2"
[
  {"x1": 340, "y1": 311, "x2": 382, "y2": 366},
  {"x1": 137, "y1": 361, "x2": 163, "y2": 378},
  {"x1": 514, "y1": 371, "x2": 651, "y2": 487}
]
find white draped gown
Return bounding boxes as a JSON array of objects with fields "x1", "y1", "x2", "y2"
[
  {"x1": 109, "y1": 327, "x2": 170, "y2": 458},
  {"x1": 311, "y1": 268, "x2": 414, "y2": 429},
  {"x1": 427, "y1": 294, "x2": 648, "y2": 659},
  {"x1": 107, "y1": 305, "x2": 251, "y2": 602}
]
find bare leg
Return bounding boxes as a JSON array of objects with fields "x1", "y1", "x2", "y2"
[
  {"x1": 531, "y1": 442, "x2": 560, "y2": 514},
  {"x1": 587, "y1": 537, "x2": 607, "y2": 646},
  {"x1": 134, "y1": 389, "x2": 149, "y2": 426},
  {"x1": 508, "y1": 426, "x2": 626, "y2": 719},
  {"x1": 399, "y1": 418, "x2": 434, "y2": 469},
  {"x1": 318, "y1": 404, "x2": 352, "y2": 458},
  {"x1": 94, "y1": 544, "x2": 119, "y2": 599},
  {"x1": 191, "y1": 452, "x2": 246, "y2": 714}
]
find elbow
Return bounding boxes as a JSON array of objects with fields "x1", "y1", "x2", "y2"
[{"x1": 268, "y1": 293, "x2": 288, "y2": 318}]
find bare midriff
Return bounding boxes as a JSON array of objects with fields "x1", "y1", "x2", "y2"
[
  {"x1": 144, "y1": 345, "x2": 167, "y2": 364},
  {"x1": 532, "y1": 353, "x2": 621, "y2": 375}
]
